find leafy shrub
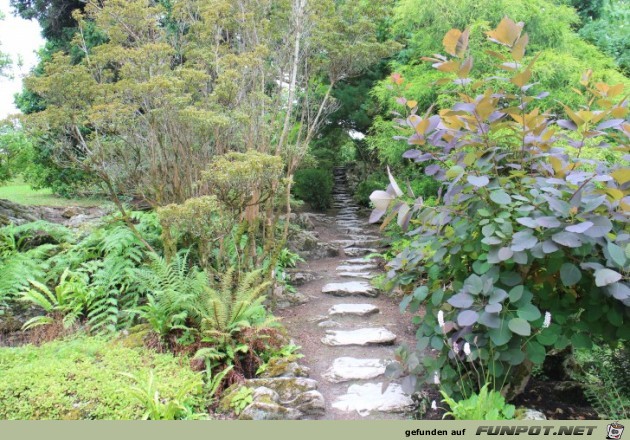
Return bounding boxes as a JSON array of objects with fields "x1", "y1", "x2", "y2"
[
  {"x1": 574, "y1": 344, "x2": 630, "y2": 419},
  {"x1": 120, "y1": 370, "x2": 205, "y2": 420},
  {"x1": 293, "y1": 168, "x2": 333, "y2": 211},
  {"x1": 0, "y1": 336, "x2": 205, "y2": 419},
  {"x1": 371, "y1": 19, "x2": 629, "y2": 400},
  {"x1": 355, "y1": 172, "x2": 388, "y2": 206},
  {"x1": 441, "y1": 383, "x2": 515, "y2": 420}
]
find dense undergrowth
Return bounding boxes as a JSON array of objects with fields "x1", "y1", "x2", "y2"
[{"x1": 369, "y1": 18, "x2": 629, "y2": 419}]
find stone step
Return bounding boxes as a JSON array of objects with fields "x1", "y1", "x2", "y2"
[
  {"x1": 321, "y1": 328, "x2": 396, "y2": 346},
  {"x1": 345, "y1": 257, "x2": 377, "y2": 264},
  {"x1": 331, "y1": 383, "x2": 414, "y2": 416},
  {"x1": 323, "y1": 357, "x2": 389, "y2": 383},
  {"x1": 342, "y1": 227, "x2": 365, "y2": 234},
  {"x1": 348, "y1": 234, "x2": 379, "y2": 240},
  {"x1": 338, "y1": 272, "x2": 376, "y2": 279},
  {"x1": 336, "y1": 263, "x2": 378, "y2": 272},
  {"x1": 344, "y1": 248, "x2": 378, "y2": 257},
  {"x1": 337, "y1": 220, "x2": 361, "y2": 225},
  {"x1": 322, "y1": 281, "x2": 378, "y2": 297},
  {"x1": 328, "y1": 303, "x2": 380, "y2": 317}
]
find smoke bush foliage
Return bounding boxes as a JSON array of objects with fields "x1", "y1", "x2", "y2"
[{"x1": 370, "y1": 18, "x2": 630, "y2": 399}]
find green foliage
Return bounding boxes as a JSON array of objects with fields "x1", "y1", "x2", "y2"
[
  {"x1": 355, "y1": 172, "x2": 388, "y2": 206},
  {"x1": 574, "y1": 345, "x2": 630, "y2": 419},
  {"x1": 201, "y1": 152, "x2": 285, "y2": 215},
  {"x1": 441, "y1": 383, "x2": 516, "y2": 420},
  {"x1": 229, "y1": 386, "x2": 253, "y2": 416},
  {"x1": 134, "y1": 252, "x2": 206, "y2": 340},
  {"x1": 292, "y1": 168, "x2": 333, "y2": 211},
  {"x1": 119, "y1": 370, "x2": 205, "y2": 420},
  {"x1": 0, "y1": 335, "x2": 205, "y2": 419},
  {"x1": 20, "y1": 269, "x2": 89, "y2": 330},
  {"x1": 577, "y1": 0, "x2": 630, "y2": 74},
  {"x1": 158, "y1": 196, "x2": 231, "y2": 267},
  {"x1": 367, "y1": 0, "x2": 629, "y2": 173},
  {"x1": 372, "y1": 19, "x2": 629, "y2": 400},
  {"x1": 0, "y1": 213, "x2": 160, "y2": 333}
]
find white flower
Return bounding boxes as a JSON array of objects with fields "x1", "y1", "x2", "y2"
[
  {"x1": 433, "y1": 371, "x2": 440, "y2": 384},
  {"x1": 431, "y1": 400, "x2": 438, "y2": 410},
  {"x1": 463, "y1": 342, "x2": 471, "y2": 356},
  {"x1": 452, "y1": 341, "x2": 459, "y2": 353},
  {"x1": 543, "y1": 311, "x2": 552, "y2": 329},
  {"x1": 437, "y1": 310, "x2": 445, "y2": 329}
]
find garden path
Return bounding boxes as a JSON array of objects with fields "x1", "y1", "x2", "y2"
[{"x1": 276, "y1": 168, "x2": 418, "y2": 419}]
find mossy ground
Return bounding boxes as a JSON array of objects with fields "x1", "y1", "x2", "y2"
[{"x1": 0, "y1": 334, "x2": 206, "y2": 419}]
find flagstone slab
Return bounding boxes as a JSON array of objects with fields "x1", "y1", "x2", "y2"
[
  {"x1": 322, "y1": 281, "x2": 378, "y2": 297},
  {"x1": 331, "y1": 383, "x2": 414, "y2": 416},
  {"x1": 323, "y1": 357, "x2": 388, "y2": 383},
  {"x1": 336, "y1": 264, "x2": 378, "y2": 272},
  {"x1": 338, "y1": 272, "x2": 375, "y2": 279},
  {"x1": 321, "y1": 328, "x2": 396, "y2": 346},
  {"x1": 328, "y1": 303, "x2": 380, "y2": 317}
]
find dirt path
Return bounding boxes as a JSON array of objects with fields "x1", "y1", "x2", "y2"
[{"x1": 276, "y1": 168, "x2": 417, "y2": 420}]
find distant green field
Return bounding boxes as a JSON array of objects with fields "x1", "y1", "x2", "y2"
[{"x1": 0, "y1": 178, "x2": 105, "y2": 207}]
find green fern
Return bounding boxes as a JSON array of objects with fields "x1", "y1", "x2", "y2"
[
  {"x1": 576, "y1": 346, "x2": 630, "y2": 419},
  {"x1": 20, "y1": 268, "x2": 89, "y2": 330},
  {"x1": 132, "y1": 251, "x2": 207, "y2": 339}
]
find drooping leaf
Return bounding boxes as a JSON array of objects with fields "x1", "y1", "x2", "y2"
[
  {"x1": 565, "y1": 221, "x2": 593, "y2": 233},
  {"x1": 508, "y1": 318, "x2": 531, "y2": 336},
  {"x1": 448, "y1": 292, "x2": 474, "y2": 309},
  {"x1": 467, "y1": 175, "x2": 489, "y2": 187},
  {"x1": 560, "y1": 263, "x2": 582, "y2": 286},
  {"x1": 551, "y1": 232, "x2": 582, "y2": 248},
  {"x1": 490, "y1": 190, "x2": 512, "y2": 205},
  {"x1": 369, "y1": 190, "x2": 394, "y2": 211},
  {"x1": 457, "y1": 310, "x2": 479, "y2": 327},
  {"x1": 595, "y1": 268, "x2": 622, "y2": 287}
]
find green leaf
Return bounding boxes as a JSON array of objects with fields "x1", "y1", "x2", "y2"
[
  {"x1": 490, "y1": 190, "x2": 512, "y2": 205},
  {"x1": 536, "y1": 325, "x2": 559, "y2": 346},
  {"x1": 446, "y1": 165, "x2": 464, "y2": 179},
  {"x1": 595, "y1": 268, "x2": 622, "y2": 287},
  {"x1": 526, "y1": 341, "x2": 546, "y2": 364},
  {"x1": 413, "y1": 286, "x2": 429, "y2": 302},
  {"x1": 400, "y1": 295, "x2": 413, "y2": 313},
  {"x1": 464, "y1": 274, "x2": 483, "y2": 294},
  {"x1": 608, "y1": 242, "x2": 627, "y2": 267},
  {"x1": 508, "y1": 318, "x2": 531, "y2": 336},
  {"x1": 559, "y1": 263, "x2": 581, "y2": 287},
  {"x1": 488, "y1": 325, "x2": 511, "y2": 345},
  {"x1": 571, "y1": 332, "x2": 592, "y2": 349},
  {"x1": 517, "y1": 303, "x2": 541, "y2": 322},
  {"x1": 473, "y1": 260, "x2": 491, "y2": 275},
  {"x1": 508, "y1": 285, "x2": 524, "y2": 303},
  {"x1": 431, "y1": 288, "x2": 444, "y2": 306}
]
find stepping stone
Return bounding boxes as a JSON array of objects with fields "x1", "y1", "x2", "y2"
[
  {"x1": 318, "y1": 320, "x2": 342, "y2": 328},
  {"x1": 345, "y1": 257, "x2": 377, "y2": 264},
  {"x1": 336, "y1": 264, "x2": 378, "y2": 272},
  {"x1": 332, "y1": 383, "x2": 414, "y2": 416},
  {"x1": 348, "y1": 234, "x2": 379, "y2": 241},
  {"x1": 337, "y1": 220, "x2": 361, "y2": 226},
  {"x1": 344, "y1": 248, "x2": 378, "y2": 257},
  {"x1": 323, "y1": 357, "x2": 389, "y2": 383},
  {"x1": 322, "y1": 281, "x2": 378, "y2": 297},
  {"x1": 331, "y1": 239, "x2": 357, "y2": 246},
  {"x1": 339, "y1": 272, "x2": 375, "y2": 279},
  {"x1": 343, "y1": 227, "x2": 365, "y2": 234},
  {"x1": 321, "y1": 328, "x2": 396, "y2": 346},
  {"x1": 328, "y1": 303, "x2": 379, "y2": 317}
]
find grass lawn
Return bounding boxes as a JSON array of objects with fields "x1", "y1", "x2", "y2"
[{"x1": 0, "y1": 178, "x2": 105, "y2": 207}]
